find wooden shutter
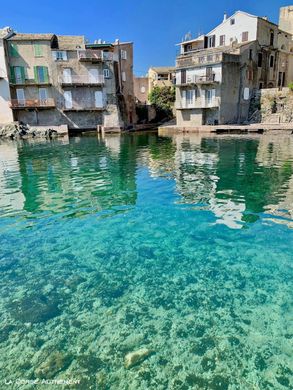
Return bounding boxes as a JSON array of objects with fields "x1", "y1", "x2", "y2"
[
  {"x1": 10, "y1": 66, "x2": 15, "y2": 83},
  {"x1": 43, "y1": 67, "x2": 49, "y2": 83},
  {"x1": 34, "y1": 44, "x2": 43, "y2": 57},
  {"x1": 34, "y1": 66, "x2": 39, "y2": 82},
  {"x1": 204, "y1": 36, "x2": 208, "y2": 49},
  {"x1": 9, "y1": 43, "x2": 19, "y2": 57},
  {"x1": 20, "y1": 67, "x2": 26, "y2": 83}
]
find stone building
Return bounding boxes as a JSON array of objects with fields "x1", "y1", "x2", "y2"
[
  {"x1": 148, "y1": 66, "x2": 175, "y2": 93},
  {"x1": 133, "y1": 76, "x2": 149, "y2": 104},
  {"x1": 175, "y1": 8, "x2": 293, "y2": 126},
  {"x1": 0, "y1": 29, "x2": 135, "y2": 131}
]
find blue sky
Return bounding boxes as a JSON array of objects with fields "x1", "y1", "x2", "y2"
[{"x1": 1, "y1": 0, "x2": 289, "y2": 75}]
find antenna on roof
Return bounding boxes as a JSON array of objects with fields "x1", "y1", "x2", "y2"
[{"x1": 184, "y1": 31, "x2": 192, "y2": 41}]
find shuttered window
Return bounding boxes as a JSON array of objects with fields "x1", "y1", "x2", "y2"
[
  {"x1": 34, "y1": 66, "x2": 49, "y2": 83},
  {"x1": 9, "y1": 43, "x2": 19, "y2": 57},
  {"x1": 34, "y1": 44, "x2": 43, "y2": 57},
  {"x1": 242, "y1": 32, "x2": 249, "y2": 42},
  {"x1": 10, "y1": 66, "x2": 26, "y2": 84}
]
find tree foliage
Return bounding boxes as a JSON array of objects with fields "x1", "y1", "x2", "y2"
[{"x1": 148, "y1": 86, "x2": 175, "y2": 118}]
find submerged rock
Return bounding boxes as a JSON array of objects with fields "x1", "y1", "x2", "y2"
[
  {"x1": 35, "y1": 352, "x2": 73, "y2": 379},
  {"x1": 124, "y1": 348, "x2": 153, "y2": 369}
]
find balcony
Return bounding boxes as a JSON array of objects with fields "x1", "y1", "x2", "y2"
[
  {"x1": 60, "y1": 75, "x2": 105, "y2": 86},
  {"x1": 176, "y1": 97, "x2": 220, "y2": 109},
  {"x1": 10, "y1": 98, "x2": 55, "y2": 109},
  {"x1": 63, "y1": 104, "x2": 105, "y2": 112},
  {"x1": 176, "y1": 74, "x2": 218, "y2": 86},
  {"x1": 77, "y1": 50, "x2": 113, "y2": 62},
  {"x1": 10, "y1": 78, "x2": 51, "y2": 86},
  {"x1": 176, "y1": 48, "x2": 240, "y2": 69}
]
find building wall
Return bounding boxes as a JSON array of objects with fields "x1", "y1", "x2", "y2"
[
  {"x1": 279, "y1": 6, "x2": 293, "y2": 35},
  {"x1": 207, "y1": 12, "x2": 258, "y2": 47},
  {"x1": 148, "y1": 68, "x2": 175, "y2": 92},
  {"x1": 0, "y1": 31, "x2": 14, "y2": 123},
  {"x1": 133, "y1": 76, "x2": 149, "y2": 103}
]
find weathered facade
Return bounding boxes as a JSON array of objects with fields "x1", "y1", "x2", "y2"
[
  {"x1": 133, "y1": 76, "x2": 149, "y2": 104},
  {"x1": 175, "y1": 8, "x2": 293, "y2": 126},
  {"x1": 148, "y1": 66, "x2": 175, "y2": 93},
  {"x1": 0, "y1": 30, "x2": 135, "y2": 131}
]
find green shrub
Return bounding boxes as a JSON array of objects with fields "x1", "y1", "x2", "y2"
[{"x1": 288, "y1": 82, "x2": 293, "y2": 92}]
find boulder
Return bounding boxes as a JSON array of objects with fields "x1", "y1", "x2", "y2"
[{"x1": 124, "y1": 348, "x2": 153, "y2": 369}]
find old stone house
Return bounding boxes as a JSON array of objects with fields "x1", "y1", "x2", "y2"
[
  {"x1": 0, "y1": 28, "x2": 135, "y2": 131},
  {"x1": 175, "y1": 6, "x2": 293, "y2": 126}
]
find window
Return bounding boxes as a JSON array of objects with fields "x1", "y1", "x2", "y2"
[
  {"x1": 64, "y1": 91, "x2": 72, "y2": 109},
  {"x1": 243, "y1": 88, "x2": 250, "y2": 100},
  {"x1": 39, "y1": 88, "x2": 48, "y2": 102},
  {"x1": 198, "y1": 56, "x2": 205, "y2": 64},
  {"x1": 10, "y1": 66, "x2": 25, "y2": 84},
  {"x1": 9, "y1": 43, "x2": 19, "y2": 57},
  {"x1": 270, "y1": 55, "x2": 274, "y2": 68},
  {"x1": 242, "y1": 31, "x2": 249, "y2": 42},
  {"x1": 122, "y1": 71, "x2": 126, "y2": 81},
  {"x1": 230, "y1": 18, "x2": 235, "y2": 25},
  {"x1": 95, "y1": 90, "x2": 103, "y2": 108},
  {"x1": 219, "y1": 35, "x2": 225, "y2": 46},
  {"x1": 270, "y1": 31, "x2": 274, "y2": 46},
  {"x1": 257, "y1": 53, "x2": 263, "y2": 67},
  {"x1": 207, "y1": 35, "x2": 215, "y2": 48},
  {"x1": 186, "y1": 89, "x2": 195, "y2": 105},
  {"x1": 140, "y1": 86, "x2": 146, "y2": 93},
  {"x1": 53, "y1": 51, "x2": 67, "y2": 61},
  {"x1": 247, "y1": 69, "x2": 253, "y2": 81},
  {"x1": 34, "y1": 66, "x2": 49, "y2": 83},
  {"x1": 103, "y1": 69, "x2": 110, "y2": 78},
  {"x1": 63, "y1": 68, "x2": 72, "y2": 83},
  {"x1": 206, "y1": 89, "x2": 215, "y2": 103},
  {"x1": 184, "y1": 44, "x2": 192, "y2": 52},
  {"x1": 34, "y1": 44, "x2": 43, "y2": 57},
  {"x1": 16, "y1": 88, "x2": 25, "y2": 104},
  {"x1": 158, "y1": 73, "x2": 168, "y2": 80},
  {"x1": 249, "y1": 49, "x2": 253, "y2": 60},
  {"x1": 121, "y1": 50, "x2": 127, "y2": 60}
]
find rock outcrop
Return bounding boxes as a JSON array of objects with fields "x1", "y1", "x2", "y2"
[{"x1": 0, "y1": 122, "x2": 59, "y2": 139}]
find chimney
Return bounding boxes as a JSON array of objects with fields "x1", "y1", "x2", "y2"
[{"x1": 223, "y1": 12, "x2": 227, "y2": 22}]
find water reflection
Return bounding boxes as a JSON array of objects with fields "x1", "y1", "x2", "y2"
[{"x1": 0, "y1": 132, "x2": 293, "y2": 228}]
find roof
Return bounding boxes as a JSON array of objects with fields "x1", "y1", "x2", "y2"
[
  {"x1": 149, "y1": 66, "x2": 175, "y2": 73},
  {"x1": 57, "y1": 35, "x2": 85, "y2": 50},
  {"x1": 176, "y1": 35, "x2": 205, "y2": 46},
  {"x1": 7, "y1": 33, "x2": 55, "y2": 41},
  {"x1": 86, "y1": 43, "x2": 114, "y2": 49}
]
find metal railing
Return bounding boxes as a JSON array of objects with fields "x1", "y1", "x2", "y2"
[
  {"x1": 176, "y1": 97, "x2": 220, "y2": 109},
  {"x1": 77, "y1": 50, "x2": 113, "y2": 61},
  {"x1": 177, "y1": 74, "x2": 216, "y2": 86},
  {"x1": 59, "y1": 75, "x2": 105, "y2": 85},
  {"x1": 10, "y1": 98, "x2": 55, "y2": 108}
]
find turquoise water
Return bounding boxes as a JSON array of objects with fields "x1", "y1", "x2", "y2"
[{"x1": 0, "y1": 132, "x2": 292, "y2": 390}]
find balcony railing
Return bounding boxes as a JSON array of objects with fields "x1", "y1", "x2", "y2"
[
  {"x1": 176, "y1": 74, "x2": 217, "y2": 86},
  {"x1": 77, "y1": 50, "x2": 113, "y2": 62},
  {"x1": 63, "y1": 103, "x2": 105, "y2": 111},
  {"x1": 176, "y1": 97, "x2": 220, "y2": 109},
  {"x1": 11, "y1": 78, "x2": 51, "y2": 86},
  {"x1": 10, "y1": 98, "x2": 55, "y2": 109},
  {"x1": 59, "y1": 75, "x2": 105, "y2": 85}
]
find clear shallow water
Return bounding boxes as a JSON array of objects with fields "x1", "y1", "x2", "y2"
[{"x1": 0, "y1": 132, "x2": 292, "y2": 390}]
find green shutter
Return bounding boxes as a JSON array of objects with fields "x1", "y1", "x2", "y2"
[
  {"x1": 34, "y1": 66, "x2": 39, "y2": 83},
  {"x1": 9, "y1": 43, "x2": 19, "y2": 57},
  {"x1": 43, "y1": 67, "x2": 49, "y2": 83},
  {"x1": 10, "y1": 66, "x2": 15, "y2": 83},
  {"x1": 34, "y1": 44, "x2": 43, "y2": 57},
  {"x1": 20, "y1": 67, "x2": 26, "y2": 83}
]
